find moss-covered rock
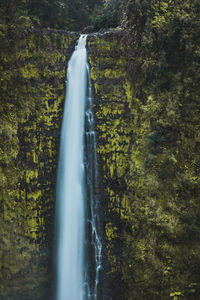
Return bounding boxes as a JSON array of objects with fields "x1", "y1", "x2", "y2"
[
  {"x1": 88, "y1": 28, "x2": 200, "y2": 299},
  {"x1": 0, "y1": 28, "x2": 78, "y2": 300}
]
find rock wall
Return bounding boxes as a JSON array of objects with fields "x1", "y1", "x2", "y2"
[
  {"x1": 88, "y1": 32, "x2": 134, "y2": 299},
  {"x1": 88, "y1": 31, "x2": 200, "y2": 300},
  {"x1": 0, "y1": 28, "x2": 77, "y2": 300}
]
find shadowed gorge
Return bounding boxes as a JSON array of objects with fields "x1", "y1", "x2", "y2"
[{"x1": 0, "y1": 0, "x2": 200, "y2": 299}]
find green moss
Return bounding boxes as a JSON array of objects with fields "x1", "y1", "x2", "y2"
[{"x1": 21, "y1": 64, "x2": 39, "y2": 79}]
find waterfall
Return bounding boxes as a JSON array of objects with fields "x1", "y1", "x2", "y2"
[
  {"x1": 84, "y1": 65, "x2": 102, "y2": 299},
  {"x1": 56, "y1": 34, "x2": 102, "y2": 300},
  {"x1": 56, "y1": 35, "x2": 87, "y2": 300}
]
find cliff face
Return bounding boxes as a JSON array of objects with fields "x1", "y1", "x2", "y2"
[
  {"x1": 0, "y1": 24, "x2": 199, "y2": 300},
  {"x1": 0, "y1": 28, "x2": 77, "y2": 300},
  {"x1": 88, "y1": 30, "x2": 200, "y2": 300},
  {"x1": 88, "y1": 32, "x2": 134, "y2": 299}
]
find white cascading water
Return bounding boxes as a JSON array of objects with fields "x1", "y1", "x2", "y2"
[
  {"x1": 56, "y1": 34, "x2": 102, "y2": 300},
  {"x1": 84, "y1": 65, "x2": 102, "y2": 299},
  {"x1": 56, "y1": 35, "x2": 87, "y2": 300}
]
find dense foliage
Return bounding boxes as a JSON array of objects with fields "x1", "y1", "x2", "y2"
[{"x1": 0, "y1": 0, "x2": 105, "y2": 31}]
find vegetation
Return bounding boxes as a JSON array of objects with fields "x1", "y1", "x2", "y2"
[{"x1": 0, "y1": 0, "x2": 105, "y2": 31}]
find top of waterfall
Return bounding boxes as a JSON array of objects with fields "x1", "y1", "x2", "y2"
[{"x1": 76, "y1": 34, "x2": 87, "y2": 50}]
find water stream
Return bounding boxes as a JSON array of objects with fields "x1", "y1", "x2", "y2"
[
  {"x1": 84, "y1": 63, "x2": 102, "y2": 299},
  {"x1": 56, "y1": 35, "x2": 102, "y2": 300}
]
